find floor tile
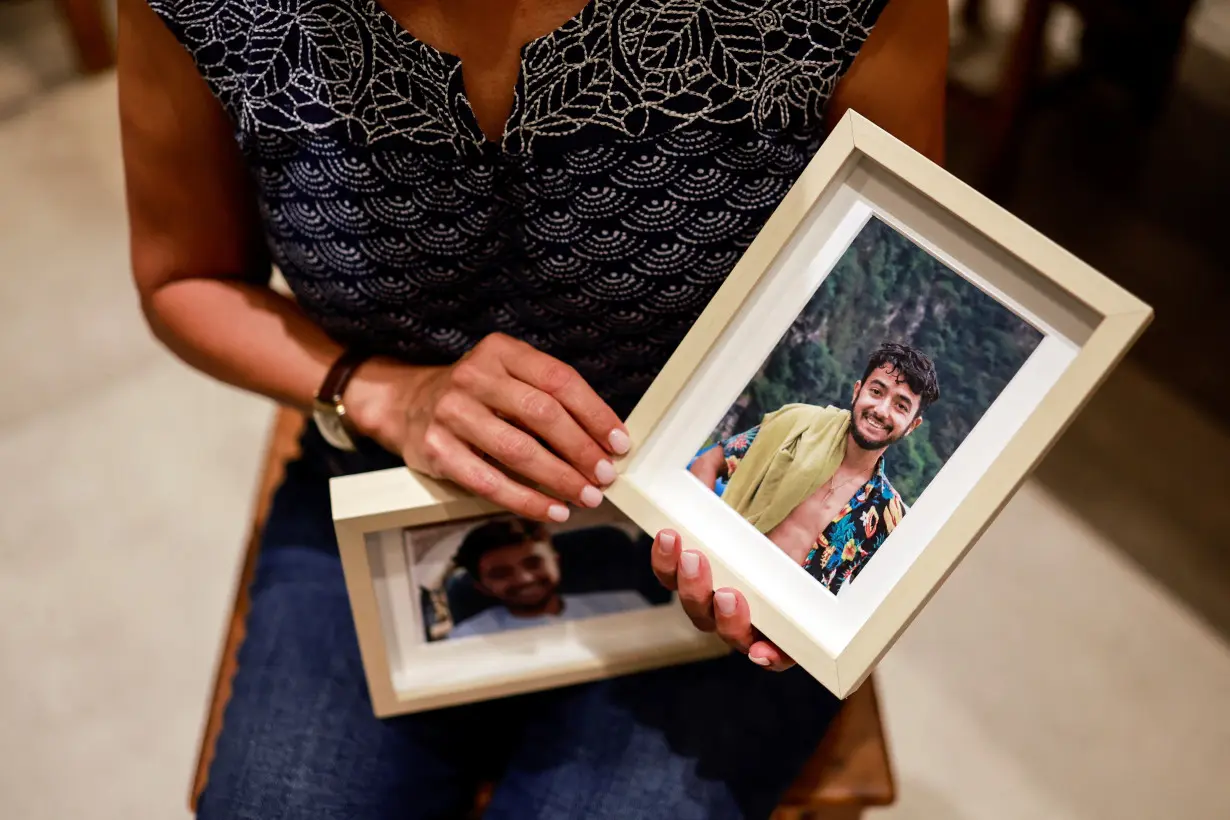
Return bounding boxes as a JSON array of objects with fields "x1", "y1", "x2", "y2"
[
  {"x1": 873, "y1": 478, "x2": 1230, "y2": 820},
  {"x1": 0, "y1": 359, "x2": 272, "y2": 820},
  {"x1": 0, "y1": 71, "x2": 152, "y2": 431}
]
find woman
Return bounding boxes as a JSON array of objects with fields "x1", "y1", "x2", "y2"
[{"x1": 116, "y1": 0, "x2": 947, "y2": 817}]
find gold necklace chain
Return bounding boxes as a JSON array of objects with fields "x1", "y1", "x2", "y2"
[
  {"x1": 812, "y1": 472, "x2": 871, "y2": 554},
  {"x1": 820, "y1": 472, "x2": 865, "y2": 505}
]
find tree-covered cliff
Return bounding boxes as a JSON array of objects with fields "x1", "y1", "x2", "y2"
[{"x1": 710, "y1": 216, "x2": 1043, "y2": 505}]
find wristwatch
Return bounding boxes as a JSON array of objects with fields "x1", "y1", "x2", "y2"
[{"x1": 312, "y1": 348, "x2": 371, "y2": 451}]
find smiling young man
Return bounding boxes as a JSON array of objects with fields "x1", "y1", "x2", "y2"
[
  {"x1": 448, "y1": 517, "x2": 650, "y2": 639},
  {"x1": 689, "y1": 341, "x2": 940, "y2": 595}
]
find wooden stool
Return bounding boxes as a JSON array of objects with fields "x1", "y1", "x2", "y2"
[
  {"x1": 951, "y1": 0, "x2": 1199, "y2": 200},
  {"x1": 189, "y1": 407, "x2": 897, "y2": 819},
  {"x1": 10, "y1": 0, "x2": 115, "y2": 74},
  {"x1": 0, "y1": 0, "x2": 113, "y2": 74}
]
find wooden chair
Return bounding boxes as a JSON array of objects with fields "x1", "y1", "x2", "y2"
[
  {"x1": 188, "y1": 406, "x2": 897, "y2": 818},
  {"x1": 0, "y1": 0, "x2": 113, "y2": 74},
  {"x1": 951, "y1": 0, "x2": 1199, "y2": 200},
  {"x1": 28, "y1": 0, "x2": 115, "y2": 73}
]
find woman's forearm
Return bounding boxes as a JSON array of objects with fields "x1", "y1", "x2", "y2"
[
  {"x1": 141, "y1": 277, "x2": 416, "y2": 445},
  {"x1": 143, "y1": 276, "x2": 343, "y2": 412}
]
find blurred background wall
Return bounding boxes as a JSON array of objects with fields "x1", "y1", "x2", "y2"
[{"x1": 1, "y1": 2, "x2": 1227, "y2": 819}]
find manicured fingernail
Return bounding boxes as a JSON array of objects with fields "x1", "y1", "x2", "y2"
[
  {"x1": 548, "y1": 504, "x2": 570, "y2": 522},
  {"x1": 608, "y1": 429, "x2": 631, "y2": 455},
  {"x1": 594, "y1": 459, "x2": 617, "y2": 485},
  {"x1": 749, "y1": 654, "x2": 771, "y2": 667},
  {"x1": 580, "y1": 485, "x2": 603, "y2": 508},
  {"x1": 658, "y1": 532, "x2": 676, "y2": 554},
  {"x1": 714, "y1": 590, "x2": 736, "y2": 616},
  {"x1": 680, "y1": 550, "x2": 700, "y2": 578}
]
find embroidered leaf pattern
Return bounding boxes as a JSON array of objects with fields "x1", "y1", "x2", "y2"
[{"x1": 143, "y1": 0, "x2": 889, "y2": 421}]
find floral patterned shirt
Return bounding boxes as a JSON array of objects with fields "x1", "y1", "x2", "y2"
[{"x1": 697, "y1": 424, "x2": 907, "y2": 595}]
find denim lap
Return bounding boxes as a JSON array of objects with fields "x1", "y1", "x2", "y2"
[
  {"x1": 484, "y1": 655, "x2": 843, "y2": 820},
  {"x1": 198, "y1": 432, "x2": 842, "y2": 820},
  {"x1": 197, "y1": 547, "x2": 503, "y2": 820}
]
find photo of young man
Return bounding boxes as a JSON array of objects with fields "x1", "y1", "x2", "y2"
[
  {"x1": 689, "y1": 342, "x2": 941, "y2": 595},
  {"x1": 447, "y1": 517, "x2": 653, "y2": 639}
]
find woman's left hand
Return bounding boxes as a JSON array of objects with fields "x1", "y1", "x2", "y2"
[{"x1": 650, "y1": 529, "x2": 795, "y2": 671}]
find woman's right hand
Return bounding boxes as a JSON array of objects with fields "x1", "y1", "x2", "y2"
[
  {"x1": 650, "y1": 528, "x2": 796, "y2": 672},
  {"x1": 348, "y1": 333, "x2": 631, "y2": 523}
]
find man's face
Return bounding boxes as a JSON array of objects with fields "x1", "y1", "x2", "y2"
[
  {"x1": 850, "y1": 364, "x2": 924, "y2": 450},
  {"x1": 474, "y1": 540, "x2": 562, "y2": 609}
]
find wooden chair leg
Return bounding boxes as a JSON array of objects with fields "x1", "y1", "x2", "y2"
[
  {"x1": 188, "y1": 409, "x2": 306, "y2": 812},
  {"x1": 959, "y1": 0, "x2": 987, "y2": 34},
  {"x1": 981, "y1": 0, "x2": 1053, "y2": 200},
  {"x1": 52, "y1": 0, "x2": 114, "y2": 74}
]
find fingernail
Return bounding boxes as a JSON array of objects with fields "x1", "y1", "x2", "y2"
[
  {"x1": 548, "y1": 504, "x2": 570, "y2": 522},
  {"x1": 714, "y1": 590, "x2": 736, "y2": 616},
  {"x1": 594, "y1": 459, "x2": 617, "y2": 485},
  {"x1": 608, "y1": 429, "x2": 631, "y2": 455},
  {"x1": 657, "y1": 532, "x2": 676, "y2": 554},
  {"x1": 580, "y1": 485, "x2": 603, "y2": 508},
  {"x1": 680, "y1": 550, "x2": 700, "y2": 578},
  {"x1": 749, "y1": 654, "x2": 771, "y2": 667}
]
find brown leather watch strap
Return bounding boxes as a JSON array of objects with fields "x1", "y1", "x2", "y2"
[{"x1": 316, "y1": 348, "x2": 372, "y2": 405}]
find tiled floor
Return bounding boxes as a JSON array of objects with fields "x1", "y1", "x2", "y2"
[
  {"x1": 0, "y1": 50, "x2": 275, "y2": 820},
  {"x1": 1, "y1": 3, "x2": 1228, "y2": 820}
]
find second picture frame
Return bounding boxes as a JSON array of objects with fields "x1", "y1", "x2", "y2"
[{"x1": 330, "y1": 466, "x2": 727, "y2": 717}]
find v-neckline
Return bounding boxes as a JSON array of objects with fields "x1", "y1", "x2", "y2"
[{"x1": 366, "y1": 0, "x2": 600, "y2": 150}]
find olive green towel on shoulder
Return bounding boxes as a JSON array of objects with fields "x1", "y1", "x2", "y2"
[{"x1": 721, "y1": 403, "x2": 850, "y2": 535}]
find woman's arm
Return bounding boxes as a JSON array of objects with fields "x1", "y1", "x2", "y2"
[
  {"x1": 117, "y1": 0, "x2": 355, "y2": 416},
  {"x1": 116, "y1": 0, "x2": 626, "y2": 521},
  {"x1": 825, "y1": 0, "x2": 950, "y2": 165}
]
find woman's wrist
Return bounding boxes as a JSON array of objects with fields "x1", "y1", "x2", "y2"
[{"x1": 343, "y1": 355, "x2": 420, "y2": 453}]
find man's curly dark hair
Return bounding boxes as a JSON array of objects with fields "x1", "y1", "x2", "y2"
[
  {"x1": 454, "y1": 517, "x2": 551, "y2": 578},
  {"x1": 860, "y1": 341, "x2": 941, "y2": 415}
]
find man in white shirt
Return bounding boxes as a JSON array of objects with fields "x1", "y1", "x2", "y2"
[{"x1": 448, "y1": 518, "x2": 650, "y2": 640}]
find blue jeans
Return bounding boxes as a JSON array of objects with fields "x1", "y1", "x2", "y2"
[{"x1": 198, "y1": 422, "x2": 842, "y2": 820}]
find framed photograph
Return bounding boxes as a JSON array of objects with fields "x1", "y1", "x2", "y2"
[
  {"x1": 603, "y1": 110, "x2": 1153, "y2": 699},
  {"x1": 330, "y1": 467, "x2": 728, "y2": 717}
]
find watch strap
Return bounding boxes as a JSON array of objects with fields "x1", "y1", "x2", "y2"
[{"x1": 316, "y1": 348, "x2": 371, "y2": 405}]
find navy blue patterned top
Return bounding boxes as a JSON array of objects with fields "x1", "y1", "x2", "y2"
[{"x1": 148, "y1": 0, "x2": 889, "y2": 419}]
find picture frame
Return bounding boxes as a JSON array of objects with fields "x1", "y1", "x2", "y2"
[
  {"x1": 330, "y1": 465, "x2": 728, "y2": 717},
  {"x1": 603, "y1": 109, "x2": 1153, "y2": 699}
]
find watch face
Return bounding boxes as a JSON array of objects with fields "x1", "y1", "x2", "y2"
[{"x1": 314, "y1": 405, "x2": 356, "y2": 451}]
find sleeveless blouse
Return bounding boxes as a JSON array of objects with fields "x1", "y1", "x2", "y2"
[{"x1": 149, "y1": 0, "x2": 889, "y2": 418}]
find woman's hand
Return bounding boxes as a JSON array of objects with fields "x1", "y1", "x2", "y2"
[
  {"x1": 650, "y1": 529, "x2": 795, "y2": 671},
  {"x1": 348, "y1": 332, "x2": 631, "y2": 523}
]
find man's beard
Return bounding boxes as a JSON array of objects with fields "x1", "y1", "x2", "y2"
[
  {"x1": 850, "y1": 410, "x2": 903, "y2": 450},
  {"x1": 503, "y1": 581, "x2": 557, "y2": 611}
]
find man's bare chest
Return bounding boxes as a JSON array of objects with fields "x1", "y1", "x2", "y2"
[
  {"x1": 766, "y1": 473, "x2": 868, "y2": 561},
  {"x1": 770, "y1": 493, "x2": 844, "y2": 544}
]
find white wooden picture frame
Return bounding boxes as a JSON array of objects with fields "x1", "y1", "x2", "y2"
[
  {"x1": 602, "y1": 109, "x2": 1153, "y2": 699},
  {"x1": 330, "y1": 467, "x2": 728, "y2": 717}
]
